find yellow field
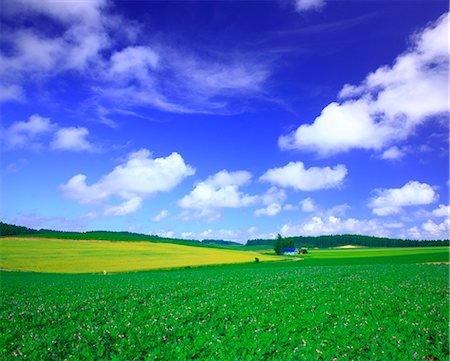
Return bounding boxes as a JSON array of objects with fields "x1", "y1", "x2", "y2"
[{"x1": 0, "y1": 237, "x2": 278, "y2": 273}]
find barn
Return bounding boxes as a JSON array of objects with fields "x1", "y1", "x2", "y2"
[{"x1": 283, "y1": 248, "x2": 300, "y2": 256}]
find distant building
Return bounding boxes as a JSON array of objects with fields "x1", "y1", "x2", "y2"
[{"x1": 283, "y1": 248, "x2": 301, "y2": 256}]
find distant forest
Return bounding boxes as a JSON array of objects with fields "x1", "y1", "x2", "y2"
[
  {"x1": 0, "y1": 222, "x2": 239, "y2": 247},
  {"x1": 247, "y1": 234, "x2": 449, "y2": 248},
  {"x1": 1, "y1": 222, "x2": 448, "y2": 248}
]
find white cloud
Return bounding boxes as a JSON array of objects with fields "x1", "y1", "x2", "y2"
[
  {"x1": 0, "y1": 84, "x2": 25, "y2": 102},
  {"x1": 254, "y1": 186, "x2": 287, "y2": 216},
  {"x1": 1, "y1": 1, "x2": 272, "y2": 115},
  {"x1": 280, "y1": 213, "x2": 449, "y2": 240},
  {"x1": 156, "y1": 231, "x2": 176, "y2": 239},
  {"x1": 431, "y1": 204, "x2": 450, "y2": 218},
  {"x1": 3, "y1": 114, "x2": 97, "y2": 152},
  {"x1": 260, "y1": 161, "x2": 347, "y2": 191},
  {"x1": 407, "y1": 218, "x2": 450, "y2": 240},
  {"x1": 152, "y1": 210, "x2": 169, "y2": 222},
  {"x1": 197, "y1": 229, "x2": 240, "y2": 241},
  {"x1": 281, "y1": 216, "x2": 388, "y2": 237},
  {"x1": 380, "y1": 146, "x2": 406, "y2": 160},
  {"x1": 247, "y1": 226, "x2": 258, "y2": 235},
  {"x1": 421, "y1": 219, "x2": 450, "y2": 239},
  {"x1": 300, "y1": 197, "x2": 316, "y2": 212},
  {"x1": 260, "y1": 186, "x2": 287, "y2": 205},
  {"x1": 295, "y1": 0, "x2": 326, "y2": 12},
  {"x1": 324, "y1": 203, "x2": 351, "y2": 217},
  {"x1": 168, "y1": 52, "x2": 269, "y2": 96},
  {"x1": 180, "y1": 228, "x2": 251, "y2": 244},
  {"x1": 1, "y1": 0, "x2": 109, "y2": 98},
  {"x1": 109, "y1": 46, "x2": 159, "y2": 79},
  {"x1": 255, "y1": 203, "x2": 282, "y2": 217},
  {"x1": 4, "y1": 114, "x2": 55, "y2": 149},
  {"x1": 104, "y1": 197, "x2": 143, "y2": 216},
  {"x1": 279, "y1": 13, "x2": 448, "y2": 156},
  {"x1": 62, "y1": 149, "x2": 194, "y2": 215},
  {"x1": 369, "y1": 181, "x2": 437, "y2": 216},
  {"x1": 283, "y1": 204, "x2": 299, "y2": 211},
  {"x1": 102, "y1": 46, "x2": 271, "y2": 114},
  {"x1": 6, "y1": 0, "x2": 106, "y2": 26},
  {"x1": 51, "y1": 127, "x2": 96, "y2": 152},
  {"x1": 178, "y1": 170, "x2": 257, "y2": 219}
]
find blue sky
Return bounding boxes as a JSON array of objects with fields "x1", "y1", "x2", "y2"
[{"x1": 1, "y1": 0, "x2": 448, "y2": 243}]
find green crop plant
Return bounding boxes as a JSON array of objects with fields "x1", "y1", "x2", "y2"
[{"x1": 1, "y1": 263, "x2": 448, "y2": 360}]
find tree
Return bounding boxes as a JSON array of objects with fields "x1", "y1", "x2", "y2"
[
  {"x1": 274, "y1": 234, "x2": 295, "y2": 255},
  {"x1": 274, "y1": 234, "x2": 284, "y2": 255}
]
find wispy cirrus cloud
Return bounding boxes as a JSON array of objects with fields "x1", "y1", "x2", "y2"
[
  {"x1": 294, "y1": 0, "x2": 326, "y2": 12},
  {"x1": 1, "y1": 0, "x2": 272, "y2": 115},
  {"x1": 152, "y1": 210, "x2": 169, "y2": 222}
]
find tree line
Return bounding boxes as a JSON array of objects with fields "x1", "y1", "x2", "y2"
[
  {"x1": 247, "y1": 234, "x2": 449, "y2": 248},
  {"x1": 0, "y1": 222, "x2": 39, "y2": 236}
]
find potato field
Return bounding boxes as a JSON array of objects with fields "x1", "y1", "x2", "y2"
[{"x1": 1, "y1": 263, "x2": 448, "y2": 360}]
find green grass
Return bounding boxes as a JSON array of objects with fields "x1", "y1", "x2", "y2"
[
  {"x1": 1, "y1": 263, "x2": 448, "y2": 360},
  {"x1": 0, "y1": 237, "x2": 278, "y2": 273},
  {"x1": 297, "y1": 247, "x2": 449, "y2": 266}
]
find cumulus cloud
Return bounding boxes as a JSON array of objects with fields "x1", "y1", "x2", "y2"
[
  {"x1": 279, "y1": 13, "x2": 448, "y2": 156},
  {"x1": 51, "y1": 127, "x2": 96, "y2": 152},
  {"x1": 300, "y1": 197, "x2": 317, "y2": 212},
  {"x1": 178, "y1": 170, "x2": 257, "y2": 220},
  {"x1": 380, "y1": 146, "x2": 406, "y2": 160},
  {"x1": 62, "y1": 149, "x2": 194, "y2": 216},
  {"x1": 4, "y1": 114, "x2": 55, "y2": 149},
  {"x1": 431, "y1": 204, "x2": 450, "y2": 218},
  {"x1": 255, "y1": 203, "x2": 283, "y2": 217},
  {"x1": 152, "y1": 210, "x2": 169, "y2": 222},
  {"x1": 104, "y1": 197, "x2": 143, "y2": 216},
  {"x1": 3, "y1": 114, "x2": 97, "y2": 152},
  {"x1": 295, "y1": 0, "x2": 326, "y2": 12},
  {"x1": 255, "y1": 187, "x2": 287, "y2": 217},
  {"x1": 406, "y1": 218, "x2": 450, "y2": 240},
  {"x1": 369, "y1": 181, "x2": 437, "y2": 216},
  {"x1": 181, "y1": 228, "x2": 262, "y2": 244},
  {"x1": 421, "y1": 219, "x2": 450, "y2": 239},
  {"x1": 260, "y1": 161, "x2": 347, "y2": 191},
  {"x1": 281, "y1": 216, "x2": 388, "y2": 237},
  {"x1": 280, "y1": 213, "x2": 449, "y2": 240}
]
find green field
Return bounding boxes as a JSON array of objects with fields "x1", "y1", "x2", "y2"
[
  {"x1": 1, "y1": 262, "x2": 448, "y2": 360},
  {"x1": 1, "y1": 238, "x2": 448, "y2": 360},
  {"x1": 1, "y1": 237, "x2": 448, "y2": 273},
  {"x1": 0, "y1": 237, "x2": 278, "y2": 273}
]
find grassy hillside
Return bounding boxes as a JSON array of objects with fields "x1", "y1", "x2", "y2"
[
  {"x1": 6, "y1": 230, "x2": 212, "y2": 247},
  {"x1": 2, "y1": 237, "x2": 447, "y2": 273},
  {"x1": 0, "y1": 237, "x2": 277, "y2": 273},
  {"x1": 0, "y1": 222, "x2": 240, "y2": 249}
]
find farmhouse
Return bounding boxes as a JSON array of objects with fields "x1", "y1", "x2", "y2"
[{"x1": 283, "y1": 248, "x2": 302, "y2": 256}]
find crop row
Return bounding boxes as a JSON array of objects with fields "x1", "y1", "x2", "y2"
[{"x1": 1, "y1": 264, "x2": 448, "y2": 360}]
